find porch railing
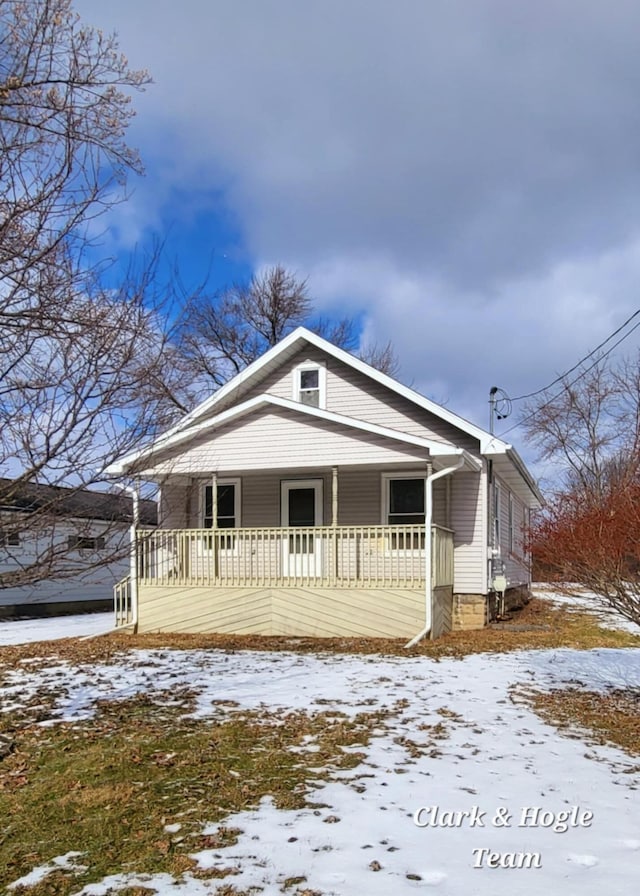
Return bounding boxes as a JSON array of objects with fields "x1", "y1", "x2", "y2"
[{"x1": 135, "y1": 524, "x2": 454, "y2": 590}]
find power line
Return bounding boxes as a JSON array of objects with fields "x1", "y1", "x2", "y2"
[
  {"x1": 496, "y1": 316, "x2": 640, "y2": 439},
  {"x1": 509, "y1": 307, "x2": 640, "y2": 402}
]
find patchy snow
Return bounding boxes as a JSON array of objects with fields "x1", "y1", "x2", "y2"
[
  {"x1": 7, "y1": 852, "x2": 87, "y2": 890},
  {"x1": 0, "y1": 612, "x2": 114, "y2": 646},
  {"x1": 533, "y1": 584, "x2": 640, "y2": 634},
  {"x1": 2, "y1": 639, "x2": 640, "y2": 894}
]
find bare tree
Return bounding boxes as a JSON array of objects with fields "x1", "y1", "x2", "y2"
[
  {"x1": 177, "y1": 264, "x2": 399, "y2": 401},
  {"x1": 522, "y1": 357, "x2": 640, "y2": 498},
  {"x1": 358, "y1": 339, "x2": 400, "y2": 378},
  {"x1": 0, "y1": 0, "x2": 181, "y2": 589},
  {"x1": 524, "y1": 355, "x2": 640, "y2": 626}
]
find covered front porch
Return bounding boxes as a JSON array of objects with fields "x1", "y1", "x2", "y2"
[
  {"x1": 115, "y1": 522, "x2": 455, "y2": 638},
  {"x1": 109, "y1": 397, "x2": 483, "y2": 638}
]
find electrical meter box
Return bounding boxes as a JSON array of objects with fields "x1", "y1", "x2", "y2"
[{"x1": 492, "y1": 574, "x2": 507, "y2": 593}]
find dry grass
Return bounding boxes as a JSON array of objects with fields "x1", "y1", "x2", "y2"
[
  {"x1": 0, "y1": 597, "x2": 638, "y2": 894},
  {"x1": 0, "y1": 599, "x2": 638, "y2": 673},
  {"x1": 517, "y1": 687, "x2": 640, "y2": 759},
  {"x1": 0, "y1": 693, "x2": 395, "y2": 895}
]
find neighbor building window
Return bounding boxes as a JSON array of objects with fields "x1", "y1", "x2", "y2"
[
  {"x1": 0, "y1": 530, "x2": 20, "y2": 547},
  {"x1": 293, "y1": 363, "x2": 326, "y2": 408},
  {"x1": 68, "y1": 535, "x2": 106, "y2": 551}
]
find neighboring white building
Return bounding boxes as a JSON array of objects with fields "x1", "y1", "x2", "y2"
[
  {"x1": 0, "y1": 479, "x2": 157, "y2": 617},
  {"x1": 107, "y1": 327, "x2": 542, "y2": 640}
]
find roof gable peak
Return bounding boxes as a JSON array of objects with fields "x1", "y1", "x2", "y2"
[{"x1": 169, "y1": 325, "x2": 503, "y2": 452}]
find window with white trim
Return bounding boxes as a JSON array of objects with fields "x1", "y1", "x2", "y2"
[
  {"x1": 202, "y1": 479, "x2": 241, "y2": 529},
  {"x1": 508, "y1": 492, "x2": 515, "y2": 553},
  {"x1": 382, "y1": 473, "x2": 426, "y2": 549},
  {"x1": 293, "y1": 363, "x2": 326, "y2": 408},
  {"x1": 493, "y1": 480, "x2": 501, "y2": 550},
  {"x1": 202, "y1": 479, "x2": 241, "y2": 551},
  {"x1": 0, "y1": 529, "x2": 20, "y2": 547}
]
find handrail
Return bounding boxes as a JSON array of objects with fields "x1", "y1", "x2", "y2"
[
  {"x1": 133, "y1": 524, "x2": 454, "y2": 591},
  {"x1": 114, "y1": 575, "x2": 132, "y2": 627}
]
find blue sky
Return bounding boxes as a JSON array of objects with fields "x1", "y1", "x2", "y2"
[{"x1": 75, "y1": 0, "x2": 640, "y2": 481}]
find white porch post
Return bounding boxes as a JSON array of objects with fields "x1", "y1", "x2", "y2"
[
  {"x1": 331, "y1": 466, "x2": 338, "y2": 583},
  {"x1": 210, "y1": 473, "x2": 218, "y2": 529},
  {"x1": 210, "y1": 472, "x2": 217, "y2": 581},
  {"x1": 331, "y1": 466, "x2": 338, "y2": 526}
]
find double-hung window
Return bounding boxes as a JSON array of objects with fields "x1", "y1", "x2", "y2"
[
  {"x1": 493, "y1": 481, "x2": 501, "y2": 551},
  {"x1": 0, "y1": 529, "x2": 20, "y2": 547},
  {"x1": 382, "y1": 473, "x2": 426, "y2": 549},
  {"x1": 202, "y1": 479, "x2": 241, "y2": 549},
  {"x1": 508, "y1": 492, "x2": 515, "y2": 554},
  {"x1": 293, "y1": 363, "x2": 326, "y2": 408}
]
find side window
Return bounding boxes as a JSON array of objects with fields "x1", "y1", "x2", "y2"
[
  {"x1": 508, "y1": 492, "x2": 515, "y2": 553},
  {"x1": 493, "y1": 481, "x2": 501, "y2": 550},
  {"x1": 387, "y1": 478, "x2": 425, "y2": 525},
  {"x1": 383, "y1": 474, "x2": 426, "y2": 550},
  {"x1": 293, "y1": 364, "x2": 326, "y2": 408}
]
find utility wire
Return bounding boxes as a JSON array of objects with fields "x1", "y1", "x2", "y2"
[
  {"x1": 509, "y1": 307, "x2": 640, "y2": 402},
  {"x1": 496, "y1": 316, "x2": 640, "y2": 439}
]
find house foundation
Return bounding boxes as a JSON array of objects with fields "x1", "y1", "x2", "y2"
[{"x1": 452, "y1": 593, "x2": 487, "y2": 631}]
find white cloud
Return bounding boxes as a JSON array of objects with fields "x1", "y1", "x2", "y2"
[{"x1": 73, "y1": 0, "x2": 640, "y2": 463}]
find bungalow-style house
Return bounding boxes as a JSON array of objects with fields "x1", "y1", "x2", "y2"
[
  {"x1": 0, "y1": 478, "x2": 157, "y2": 617},
  {"x1": 107, "y1": 327, "x2": 542, "y2": 641}
]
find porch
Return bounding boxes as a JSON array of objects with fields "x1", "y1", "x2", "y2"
[{"x1": 115, "y1": 523, "x2": 455, "y2": 638}]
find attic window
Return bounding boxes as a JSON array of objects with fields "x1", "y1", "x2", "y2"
[{"x1": 294, "y1": 364, "x2": 326, "y2": 408}]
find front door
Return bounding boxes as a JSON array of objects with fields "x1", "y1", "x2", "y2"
[{"x1": 281, "y1": 479, "x2": 323, "y2": 577}]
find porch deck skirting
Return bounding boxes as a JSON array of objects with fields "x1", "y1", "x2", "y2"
[{"x1": 115, "y1": 524, "x2": 454, "y2": 638}]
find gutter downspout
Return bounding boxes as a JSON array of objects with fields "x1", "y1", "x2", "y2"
[
  {"x1": 405, "y1": 456, "x2": 465, "y2": 648},
  {"x1": 114, "y1": 482, "x2": 140, "y2": 631}
]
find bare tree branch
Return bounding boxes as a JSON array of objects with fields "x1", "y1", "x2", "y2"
[
  {"x1": 176, "y1": 263, "x2": 399, "y2": 400},
  {"x1": 0, "y1": 0, "x2": 175, "y2": 589},
  {"x1": 525, "y1": 354, "x2": 640, "y2": 626}
]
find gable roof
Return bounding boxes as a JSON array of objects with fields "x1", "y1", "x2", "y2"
[
  {"x1": 106, "y1": 326, "x2": 542, "y2": 505},
  {"x1": 107, "y1": 394, "x2": 483, "y2": 475},
  {"x1": 165, "y1": 326, "x2": 504, "y2": 452}
]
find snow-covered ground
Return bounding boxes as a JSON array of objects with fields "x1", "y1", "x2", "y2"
[
  {"x1": 1, "y1": 593, "x2": 640, "y2": 895},
  {"x1": 0, "y1": 611, "x2": 114, "y2": 646},
  {"x1": 534, "y1": 584, "x2": 640, "y2": 634}
]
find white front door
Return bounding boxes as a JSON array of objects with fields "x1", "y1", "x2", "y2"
[{"x1": 281, "y1": 479, "x2": 323, "y2": 577}]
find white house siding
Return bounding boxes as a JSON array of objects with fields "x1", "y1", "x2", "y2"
[
  {"x1": 148, "y1": 407, "x2": 433, "y2": 477},
  {"x1": 450, "y1": 469, "x2": 486, "y2": 594},
  {"x1": 236, "y1": 346, "x2": 480, "y2": 452},
  {"x1": 0, "y1": 571, "x2": 124, "y2": 615},
  {"x1": 0, "y1": 518, "x2": 129, "y2": 615},
  {"x1": 159, "y1": 483, "x2": 189, "y2": 528}
]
